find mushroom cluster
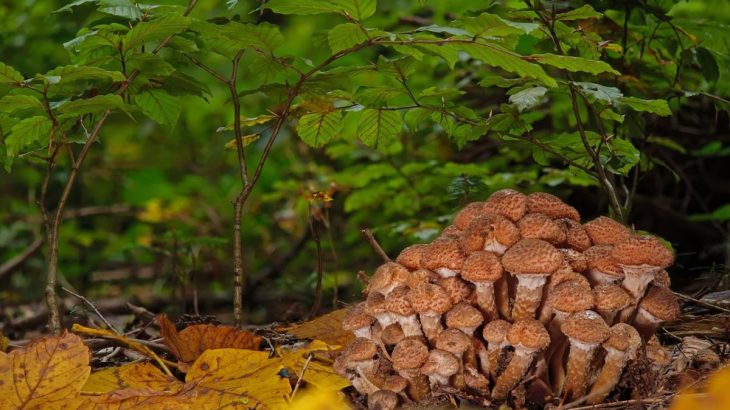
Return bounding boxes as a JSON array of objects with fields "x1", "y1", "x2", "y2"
[{"x1": 336, "y1": 190, "x2": 680, "y2": 408}]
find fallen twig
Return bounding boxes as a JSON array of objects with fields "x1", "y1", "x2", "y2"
[
  {"x1": 674, "y1": 291, "x2": 730, "y2": 314},
  {"x1": 291, "y1": 352, "x2": 314, "y2": 399},
  {"x1": 361, "y1": 228, "x2": 390, "y2": 262},
  {"x1": 61, "y1": 286, "x2": 119, "y2": 333}
]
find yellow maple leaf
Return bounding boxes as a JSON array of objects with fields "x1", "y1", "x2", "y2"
[
  {"x1": 0, "y1": 332, "x2": 9, "y2": 352},
  {"x1": 280, "y1": 308, "x2": 353, "y2": 348},
  {"x1": 82, "y1": 362, "x2": 180, "y2": 394},
  {"x1": 0, "y1": 332, "x2": 91, "y2": 410},
  {"x1": 279, "y1": 340, "x2": 349, "y2": 392},
  {"x1": 288, "y1": 388, "x2": 350, "y2": 410},
  {"x1": 670, "y1": 366, "x2": 730, "y2": 410}
]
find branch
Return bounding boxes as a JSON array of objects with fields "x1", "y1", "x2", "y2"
[
  {"x1": 0, "y1": 237, "x2": 43, "y2": 280},
  {"x1": 361, "y1": 228, "x2": 391, "y2": 263}
]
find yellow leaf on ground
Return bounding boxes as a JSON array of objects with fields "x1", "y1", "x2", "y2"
[
  {"x1": 72, "y1": 387, "x2": 194, "y2": 409},
  {"x1": 280, "y1": 308, "x2": 353, "y2": 348},
  {"x1": 185, "y1": 348, "x2": 292, "y2": 409},
  {"x1": 159, "y1": 314, "x2": 263, "y2": 364},
  {"x1": 0, "y1": 332, "x2": 9, "y2": 352},
  {"x1": 83, "y1": 362, "x2": 180, "y2": 394},
  {"x1": 0, "y1": 331, "x2": 91, "y2": 410},
  {"x1": 289, "y1": 388, "x2": 351, "y2": 410},
  {"x1": 279, "y1": 340, "x2": 349, "y2": 392},
  {"x1": 671, "y1": 366, "x2": 730, "y2": 410}
]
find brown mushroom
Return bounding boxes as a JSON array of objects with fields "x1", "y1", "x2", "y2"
[
  {"x1": 482, "y1": 319, "x2": 511, "y2": 379},
  {"x1": 559, "y1": 248, "x2": 589, "y2": 273},
  {"x1": 460, "y1": 251, "x2": 503, "y2": 320},
  {"x1": 586, "y1": 324, "x2": 642, "y2": 404},
  {"x1": 445, "y1": 302, "x2": 484, "y2": 336},
  {"x1": 434, "y1": 328, "x2": 472, "y2": 362},
  {"x1": 439, "y1": 225, "x2": 463, "y2": 241},
  {"x1": 526, "y1": 192, "x2": 580, "y2": 221},
  {"x1": 368, "y1": 390, "x2": 399, "y2": 410},
  {"x1": 437, "y1": 276, "x2": 473, "y2": 305},
  {"x1": 421, "y1": 349, "x2": 461, "y2": 388},
  {"x1": 584, "y1": 216, "x2": 631, "y2": 245},
  {"x1": 633, "y1": 285, "x2": 681, "y2": 340},
  {"x1": 453, "y1": 202, "x2": 487, "y2": 230},
  {"x1": 463, "y1": 364, "x2": 490, "y2": 395},
  {"x1": 518, "y1": 213, "x2": 567, "y2": 245},
  {"x1": 584, "y1": 245, "x2": 624, "y2": 286},
  {"x1": 365, "y1": 292, "x2": 395, "y2": 328},
  {"x1": 653, "y1": 269, "x2": 671, "y2": 288},
  {"x1": 592, "y1": 284, "x2": 632, "y2": 325},
  {"x1": 491, "y1": 319, "x2": 551, "y2": 401},
  {"x1": 556, "y1": 218, "x2": 592, "y2": 251},
  {"x1": 380, "y1": 323, "x2": 405, "y2": 346},
  {"x1": 367, "y1": 262, "x2": 412, "y2": 296},
  {"x1": 460, "y1": 214, "x2": 521, "y2": 255},
  {"x1": 391, "y1": 338, "x2": 431, "y2": 401},
  {"x1": 483, "y1": 189, "x2": 527, "y2": 222},
  {"x1": 334, "y1": 338, "x2": 381, "y2": 395},
  {"x1": 407, "y1": 283, "x2": 453, "y2": 341},
  {"x1": 395, "y1": 244, "x2": 428, "y2": 270},
  {"x1": 343, "y1": 303, "x2": 376, "y2": 339},
  {"x1": 502, "y1": 239, "x2": 564, "y2": 320},
  {"x1": 385, "y1": 286, "x2": 423, "y2": 338},
  {"x1": 420, "y1": 238, "x2": 465, "y2": 278},
  {"x1": 560, "y1": 311, "x2": 610, "y2": 401}
]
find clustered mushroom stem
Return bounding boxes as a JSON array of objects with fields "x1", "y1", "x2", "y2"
[
  {"x1": 495, "y1": 277, "x2": 511, "y2": 319},
  {"x1": 491, "y1": 347, "x2": 535, "y2": 401},
  {"x1": 474, "y1": 282, "x2": 499, "y2": 320},
  {"x1": 563, "y1": 341, "x2": 598, "y2": 400},
  {"x1": 585, "y1": 347, "x2": 629, "y2": 404},
  {"x1": 512, "y1": 276, "x2": 548, "y2": 320}
]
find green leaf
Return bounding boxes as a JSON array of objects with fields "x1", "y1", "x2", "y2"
[
  {"x1": 296, "y1": 111, "x2": 343, "y2": 148},
  {"x1": 224, "y1": 134, "x2": 260, "y2": 150},
  {"x1": 696, "y1": 47, "x2": 719, "y2": 83},
  {"x1": 414, "y1": 25, "x2": 469, "y2": 36},
  {"x1": 0, "y1": 62, "x2": 24, "y2": 84},
  {"x1": 557, "y1": 5, "x2": 602, "y2": 21},
  {"x1": 647, "y1": 136, "x2": 687, "y2": 154},
  {"x1": 690, "y1": 204, "x2": 730, "y2": 222},
  {"x1": 620, "y1": 97, "x2": 672, "y2": 116},
  {"x1": 532, "y1": 54, "x2": 619, "y2": 75},
  {"x1": 508, "y1": 86, "x2": 547, "y2": 111},
  {"x1": 575, "y1": 82, "x2": 623, "y2": 105},
  {"x1": 460, "y1": 42, "x2": 557, "y2": 87},
  {"x1": 43, "y1": 65, "x2": 125, "y2": 85},
  {"x1": 357, "y1": 109, "x2": 402, "y2": 148},
  {"x1": 99, "y1": 0, "x2": 143, "y2": 20},
  {"x1": 5, "y1": 116, "x2": 52, "y2": 158},
  {"x1": 0, "y1": 95, "x2": 45, "y2": 115},
  {"x1": 328, "y1": 23, "x2": 369, "y2": 54},
  {"x1": 55, "y1": 0, "x2": 97, "y2": 13},
  {"x1": 133, "y1": 90, "x2": 180, "y2": 126},
  {"x1": 57, "y1": 94, "x2": 129, "y2": 117},
  {"x1": 456, "y1": 14, "x2": 535, "y2": 37},
  {"x1": 124, "y1": 16, "x2": 191, "y2": 52},
  {"x1": 266, "y1": 0, "x2": 376, "y2": 20}
]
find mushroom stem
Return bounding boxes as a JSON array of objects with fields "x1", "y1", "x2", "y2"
[
  {"x1": 484, "y1": 239, "x2": 508, "y2": 255},
  {"x1": 473, "y1": 282, "x2": 498, "y2": 321},
  {"x1": 396, "y1": 315, "x2": 424, "y2": 338},
  {"x1": 632, "y1": 309, "x2": 664, "y2": 341},
  {"x1": 585, "y1": 347, "x2": 629, "y2": 404},
  {"x1": 546, "y1": 312, "x2": 570, "y2": 392},
  {"x1": 495, "y1": 276, "x2": 511, "y2": 319},
  {"x1": 491, "y1": 346, "x2": 536, "y2": 401},
  {"x1": 512, "y1": 275, "x2": 548, "y2": 320},
  {"x1": 563, "y1": 340, "x2": 599, "y2": 401}
]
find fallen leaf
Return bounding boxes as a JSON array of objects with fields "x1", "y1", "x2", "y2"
[
  {"x1": 670, "y1": 366, "x2": 730, "y2": 410},
  {"x1": 289, "y1": 388, "x2": 351, "y2": 410},
  {"x1": 0, "y1": 331, "x2": 91, "y2": 410},
  {"x1": 279, "y1": 340, "x2": 349, "y2": 392},
  {"x1": 159, "y1": 314, "x2": 263, "y2": 364},
  {"x1": 185, "y1": 348, "x2": 292, "y2": 409},
  {"x1": 83, "y1": 362, "x2": 180, "y2": 394},
  {"x1": 0, "y1": 332, "x2": 8, "y2": 352},
  {"x1": 73, "y1": 387, "x2": 194, "y2": 409},
  {"x1": 280, "y1": 308, "x2": 353, "y2": 348}
]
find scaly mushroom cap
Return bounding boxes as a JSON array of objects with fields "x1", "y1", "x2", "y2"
[
  {"x1": 396, "y1": 244, "x2": 427, "y2": 270},
  {"x1": 507, "y1": 318, "x2": 551, "y2": 350},
  {"x1": 611, "y1": 236, "x2": 674, "y2": 269},
  {"x1": 526, "y1": 192, "x2": 580, "y2": 221},
  {"x1": 483, "y1": 319, "x2": 511, "y2": 345},
  {"x1": 460, "y1": 251, "x2": 503, "y2": 282},
  {"x1": 593, "y1": 284, "x2": 632, "y2": 312},
  {"x1": 584, "y1": 216, "x2": 631, "y2": 246},
  {"x1": 406, "y1": 283, "x2": 453, "y2": 315},
  {"x1": 343, "y1": 303, "x2": 375, "y2": 332},
  {"x1": 654, "y1": 269, "x2": 671, "y2": 287},
  {"x1": 585, "y1": 245, "x2": 624, "y2": 279},
  {"x1": 460, "y1": 214, "x2": 521, "y2": 253},
  {"x1": 381, "y1": 324, "x2": 405, "y2": 345},
  {"x1": 385, "y1": 286, "x2": 416, "y2": 317},
  {"x1": 638, "y1": 286, "x2": 681, "y2": 322},
  {"x1": 348, "y1": 337, "x2": 378, "y2": 362},
  {"x1": 420, "y1": 238, "x2": 465, "y2": 273},
  {"x1": 368, "y1": 390, "x2": 398, "y2": 410},
  {"x1": 502, "y1": 238, "x2": 563, "y2": 275},
  {"x1": 483, "y1": 189, "x2": 527, "y2": 221},
  {"x1": 604, "y1": 323, "x2": 641, "y2": 353},
  {"x1": 437, "y1": 276, "x2": 473, "y2": 304},
  {"x1": 561, "y1": 311, "x2": 610, "y2": 345},
  {"x1": 392, "y1": 338, "x2": 429, "y2": 371},
  {"x1": 382, "y1": 375, "x2": 408, "y2": 393},
  {"x1": 557, "y1": 218, "x2": 593, "y2": 251},
  {"x1": 439, "y1": 225, "x2": 463, "y2": 241},
  {"x1": 560, "y1": 248, "x2": 589, "y2": 273},
  {"x1": 420, "y1": 349, "x2": 460, "y2": 379},
  {"x1": 365, "y1": 292, "x2": 388, "y2": 317},
  {"x1": 453, "y1": 202, "x2": 487, "y2": 230},
  {"x1": 368, "y1": 262, "x2": 412, "y2": 295},
  {"x1": 549, "y1": 270, "x2": 591, "y2": 291},
  {"x1": 518, "y1": 213, "x2": 567, "y2": 245},
  {"x1": 434, "y1": 328, "x2": 472, "y2": 356},
  {"x1": 547, "y1": 281, "x2": 594, "y2": 313},
  {"x1": 445, "y1": 302, "x2": 484, "y2": 330},
  {"x1": 646, "y1": 335, "x2": 671, "y2": 366}
]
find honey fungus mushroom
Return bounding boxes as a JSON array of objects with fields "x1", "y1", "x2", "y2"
[{"x1": 491, "y1": 318, "x2": 550, "y2": 401}]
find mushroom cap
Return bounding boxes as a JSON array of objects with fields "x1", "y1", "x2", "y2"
[
  {"x1": 381, "y1": 324, "x2": 405, "y2": 345},
  {"x1": 561, "y1": 310, "x2": 610, "y2": 344},
  {"x1": 611, "y1": 236, "x2": 674, "y2": 268},
  {"x1": 549, "y1": 270, "x2": 591, "y2": 291},
  {"x1": 592, "y1": 284, "x2": 633, "y2": 312},
  {"x1": 654, "y1": 269, "x2": 671, "y2": 287},
  {"x1": 368, "y1": 262, "x2": 411, "y2": 294},
  {"x1": 396, "y1": 244, "x2": 427, "y2": 270},
  {"x1": 439, "y1": 224, "x2": 463, "y2": 241},
  {"x1": 343, "y1": 303, "x2": 375, "y2": 331},
  {"x1": 385, "y1": 286, "x2": 415, "y2": 316},
  {"x1": 437, "y1": 276, "x2": 473, "y2": 304},
  {"x1": 507, "y1": 318, "x2": 550, "y2": 350},
  {"x1": 501, "y1": 238, "x2": 563, "y2": 275},
  {"x1": 559, "y1": 248, "x2": 589, "y2": 273},
  {"x1": 421, "y1": 349, "x2": 460, "y2": 377},
  {"x1": 348, "y1": 337, "x2": 378, "y2": 361},
  {"x1": 392, "y1": 338, "x2": 429, "y2": 370},
  {"x1": 557, "y1": 218, "x2": 593, "y2": 251},
  {"x1": 526, "y1": 192, "x2": 580, "y2": 221},
  {"x1": 646, "y1": 335, "x2": 671, "y2": 365},
  {"x1": 584, "y1": 245, "x2": 624, "y2": 278},
  {"x1": 460, "y1": 251, "x2": 503, "y2": 282},
  {"x1": 483, "y1": 189, "x2": 527, "y2": 221},
  {"x1": 365, "y1": 292, "x2": 387, "y2": 316},
  {"x1": 604, "y1": 323, "x2": 641, "y2": 352},
  {"x1": 547, "y1": 280, "x2": 594, "y2": 313},
  {"x1": 382, "y1": 375, "x2": 408, "y2": 393},
  {"x1": 584, "y1": 216, "x2": 631, "y2": 246},
  {"x1": 445, "y1": 302, "x2": 484, "y2": 330},
  {"x1": 453, "y1": 202, "x2": 487, "y2": 230},
  {"x1": 368, "y1": 390, "x2": 399, "y2": 410},
  {"x1": 460, "y1": 214, "x2": 521, "y2": 252},
  {"x1": 638, "y1": 285, "x2": 681, "y2": 321},
  {"x1": 518, "y1": 213, "x2": 567, "y2": 245},
  {"x1": 406, "y1": 283, "x2": 453, "y2": 314},
  {"x1": 482, "y1": 319, "x2": 511, "y2": 344},
  {"x1": 420, "y1": 238, "x2": 465, "y2": 272},
  {"x1": 434, "y1": 328, "x2": 472, "y2": 355}
]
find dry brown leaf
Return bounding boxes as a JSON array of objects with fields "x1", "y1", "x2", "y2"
[
  {"x1": 159, "y1": 314, "x2": 263, "y2": 363},
  {"x1": 185, "y1": 348, "x2": 292, "y2": 409},
  {"x1": 0, "y1": 331, "x2": 91, "y2": 410},
  {"x1": 280, "y1": 308, "x2": 353, "y2": 348},
  {"x1": 83, "y1": 362, "x2": 181, "y2": 394}
]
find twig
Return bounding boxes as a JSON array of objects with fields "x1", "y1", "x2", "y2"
[
  {"x1": 61, "y1": 286, "x2": 120, "y2": 333},
  {"x1": 361, "y1": 228, "x2": 390, "y2": 262},
  {"x1": 673, "y1": 291, "x2": 730, "y2": 314},
  {"x1": 0, "y1": 237, "x2": 43, "y2": 279},
  {"x1": 307, "y1": 205, "x2": 324, "y2": 320},
  {"x1": 291, "y1": 352, "x2": 314, "y2": 399}
]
